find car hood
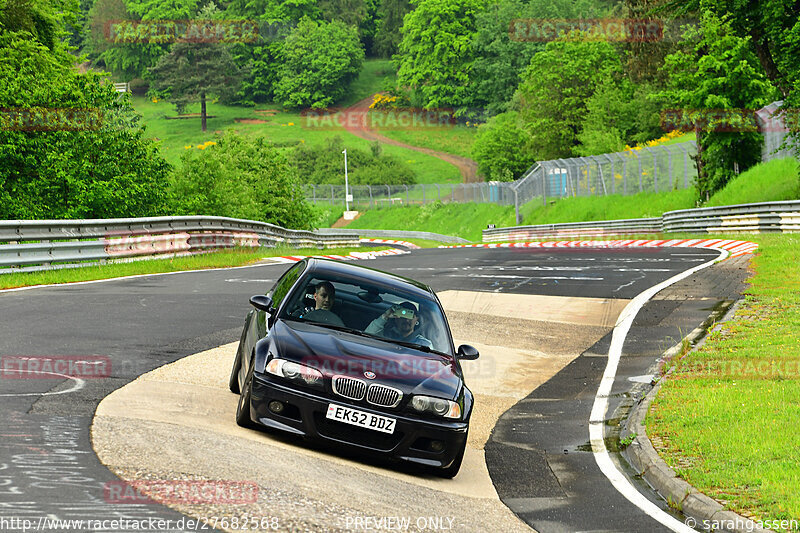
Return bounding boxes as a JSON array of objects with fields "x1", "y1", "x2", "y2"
[{"x1": 271, "y1": 319, "x2": 461, "y2": 399}]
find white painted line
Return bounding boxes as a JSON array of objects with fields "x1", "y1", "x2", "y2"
[{"x1": 589, "y1": 247, "x2": 728, "y2": 532}]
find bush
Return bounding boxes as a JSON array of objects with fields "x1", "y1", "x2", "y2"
[
  {"x1": 170, "y1": 132, "x2": 316, "y2": 229},
  {"x1": 292, "y1": 137, "x2": 415, "y2": 185},
  {"x1": 471, "y1": 112, "x2": 533, "y2": 181}
]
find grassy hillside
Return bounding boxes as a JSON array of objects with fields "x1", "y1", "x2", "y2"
[
  {"x1": 337, "y1": 157, "x2": 800, "y2": 239},
  {"x1": 705, "y1": 157, "x2": 799, "y2": 207},
  {"x1": 132, "y1": 59, "x2": 461, "y2": 184}
]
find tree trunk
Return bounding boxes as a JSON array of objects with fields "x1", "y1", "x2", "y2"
[
  {"x1": 201, "y1": 92, "x2": 207, "y2": 132},
  {"x1": 748, "y1": 28, "x2": 789, "y2": 98},
  {"x1": 694, "y1": 126, "x2": 705, "y2": 199}
]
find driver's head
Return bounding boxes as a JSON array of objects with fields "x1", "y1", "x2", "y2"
[
  {"x1": 314, "y1": 281, "x2": 335, "y2": 310},
  {"x1": 388, "y1": 302, "x2": 418, "y2": 338}
]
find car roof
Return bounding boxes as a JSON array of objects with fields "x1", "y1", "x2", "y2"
[{"x1": 305, "y1": 257, "x2": 436, "y2": 300}]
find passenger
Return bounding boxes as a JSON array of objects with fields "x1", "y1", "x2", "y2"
[{"x1": 365, "y1": 301, "x2": 433, "y2": 348}]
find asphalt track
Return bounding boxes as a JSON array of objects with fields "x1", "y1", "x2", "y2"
[{"x1": 0, "y1": 246, "x2": 747, "y2": 532}]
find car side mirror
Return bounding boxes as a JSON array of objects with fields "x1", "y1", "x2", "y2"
[
  {"x1": 457, "y1": 344, "x2": 479, "y2": 360},
  {"x1": 250, "y1": 295, "x2": 275, "y2": 313}
]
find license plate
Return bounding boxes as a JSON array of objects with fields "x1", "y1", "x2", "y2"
[{"x1": 326, "y1": 403, "x2": 396, "y2": 434}]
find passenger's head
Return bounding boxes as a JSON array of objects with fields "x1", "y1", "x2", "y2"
[
  {"x1": 314, "y1": 281, "x2": 335, "y2": 310},
  {"x1": 388, "y1": 301, "x2": 418, "y2": 337}
]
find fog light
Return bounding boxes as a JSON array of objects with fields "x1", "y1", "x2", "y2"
[
  {"x1": 430, "y1": 440, "x2": 445, "y2": 452},
  {"x1": 268, "y1": 401, "x2": 285, "y2": 414}
]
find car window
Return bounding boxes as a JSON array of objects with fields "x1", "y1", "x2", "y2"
[
  {"x1": 279, "y1": 273, "x2": 453, "y2": 355},
  {"x1": 269, "y1": 261, "x2": 306, "y2": 310}
]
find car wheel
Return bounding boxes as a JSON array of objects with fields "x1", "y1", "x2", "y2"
[
  {"x1": 436, "y1": 434, "x2": 467, "y2": 478},
  {"x1": 235, "y1": 359, "x2": 255, "y2": 428},
  {"x1": 228, "y1": 348, "x2": 242, "y2": 394}
]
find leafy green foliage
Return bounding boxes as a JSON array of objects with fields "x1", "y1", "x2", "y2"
[
  {"x1": 471, "y1": 111, "x2": 532, "y2": 181},
  {"x1": 373, "y1": 0, "x2": 411, "y2": 57},
  {"x1": 470, "y1": 0, "x2": 608, "y2": 116},
  {"x1": 576, "y1": 79, "x2": 665, "y2": 156},
  {"x1": 395, "y1": 0, "x2": 486, "y2": 112},
  {"x1": 0, "y1": 31, "x2": 171, "y2": 219},
  {"x1": 293, "y1": 136, "x2": 415, "y2": 185},
  {"x1": 516, "y1": 34, "x2": 624, "y2": 160},
  {"x1": 171, "y1": 132, "x2": 316, "y2": 229},
  {"x1": 274, "y1": 18, "x2": 364, "y2": 109},
  {"x1": 658, "y1": 11, "x2": 778, "y2": 200}
]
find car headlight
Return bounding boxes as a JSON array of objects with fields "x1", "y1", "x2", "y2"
[
  {"x1": 409, "y1": 395, "x2": 461, "y2": 419},
  {"x1": 265, "y1": 358, "x2": 323, "y2": 388}
]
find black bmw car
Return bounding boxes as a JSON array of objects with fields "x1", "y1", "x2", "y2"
[{"x1": 228, "y1": 257, "x2": 479, "y2": 477}]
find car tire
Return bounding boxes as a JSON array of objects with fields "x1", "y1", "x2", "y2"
[
  {"x1": 228, "y1": 348, "x2": 242, "y2": 394},
  {"x1": 436, "y1": 434, "x2": 467, "y2": 478},
  {"x1": 235, "y1": 359, "x2": 255, "y2": 428}
]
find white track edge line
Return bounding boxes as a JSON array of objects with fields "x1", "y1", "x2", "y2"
[{"x1": 589, "y1": 247, "x2": 729, "y2": 532}]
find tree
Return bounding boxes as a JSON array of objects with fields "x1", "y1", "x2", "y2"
[
  {"x1": 147, "y1": 4, "x2": 246, "y2": 131},
  {"x1": 516, "y1": 34, "x2": 624, "y2": 159},
  {"x1": 471, "y1": 111, "x2": 533, "y2": 181},
  {"x1": 274, "y1": 18, "x2": 364, "y2": 109},
  {"x1": 292, "y1": 136, "x2": 415, "y2": 185},
  {"x1": 470, "y1": 0, "x2": 606, "y2": 116},
  {"x1": 0, "y1": 32, "x2": 171, "y2": 219},
  {"x1": 373, "y1": 0, "x2": 411, "y2": 57},
  {"x1": 171, "y1": 132, "x2": 317, "y2": 229},
  {"x1": 658, "y1": 11, "x2": 778, "y2": 199},
  {"x1": 395, "y1": 0, "x2": 487, "y2": 113}
]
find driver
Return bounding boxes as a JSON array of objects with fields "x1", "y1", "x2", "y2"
[
  {"x1": 298, "y1": 281, "x2": 344, "y2": 327},
  {"x1": 365, "y1": 301, "x2": 433, "y2": 349}
]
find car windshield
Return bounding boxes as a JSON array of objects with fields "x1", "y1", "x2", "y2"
[{"x1": 279, "y1": 274, "x2": 453, "y2": 355}]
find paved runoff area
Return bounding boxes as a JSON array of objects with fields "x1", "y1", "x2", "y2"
[{"x1": 92, "y1": 288, "x2": 625, "y2": 532}]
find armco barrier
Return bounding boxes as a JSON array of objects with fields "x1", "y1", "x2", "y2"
[
  {"x1": 483, "y1": 200, "x2": 800, "y2": 241},
  {"x1": 0, "y1": 216, "x2": 360, "y2": 273},
  {"x1": 316, "y1": 228, "x2": 470, "y2": 244},
  {"x1": 483, "y1": 218, "x2": 662, "y2": 242}
]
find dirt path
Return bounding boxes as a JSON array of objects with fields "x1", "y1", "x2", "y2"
[{"x1": 343, "y1": 95, "x2": 481, "y2": 183}]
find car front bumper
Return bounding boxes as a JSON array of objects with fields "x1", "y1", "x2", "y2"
[{"x1": 250, "y1": 373, "x2": 468, "y2": 469}]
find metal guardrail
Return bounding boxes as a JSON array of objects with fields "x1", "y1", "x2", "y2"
[
  {"x1": 315, "y1": 228, "x2": 471, "y2": 244},
  {"x1": 0, "y1": 216, "x2": 360, "y2": 273},
  {"x1": 483, "y1": 201, "x2": 800, "y2": 241},
  {"x1": 483, "y1": 218, "x2": 663, "y2": 241}
]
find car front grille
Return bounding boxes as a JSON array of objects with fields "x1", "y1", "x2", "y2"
[
  {"x1": 367, "y1": 384, "x2": 403, "y2": 408},
  {"x1": 331, "y1": 375, "x2": 366, "y2": 401}
]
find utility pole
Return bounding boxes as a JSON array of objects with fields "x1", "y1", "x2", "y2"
[{"x1": 342, "y1": 149, "x2": 350, "y2": 211}]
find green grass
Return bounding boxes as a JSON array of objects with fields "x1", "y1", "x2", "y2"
[
  {"x1": 338, "y1": 59, "x2": 395, "y2": 107},
  {"x1": 647, "y1": 233, "x2": 800, "y2": 525},
  {"x1": 0, "y1": 246, "x2": 389, "y2": 290},
  {"x1": 344, "y1": 202, "x2": 516, "y2": 242},
  {"x1": 705, "y1": 158, "x2": 800, "y2": 207},
  {"x1": 520, "y1": 189, "x2": 697, "y2": 225},
  {"x1": 372, "y1": 123, "x2": 479, "y2": 159},
  {"x1": 132, "y1": 85, "x2": 461, "y2": 183}
]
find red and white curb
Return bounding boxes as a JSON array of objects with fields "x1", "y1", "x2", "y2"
[
  {"x1": 359, "y1": 238, "x2": 421, "y2": 249},
  {"x1": 268, "y1": 247, "x2": 410, "y2": 264},
  {"x1": 438, "y1": 238, "x2": 759, "y2": 258}
]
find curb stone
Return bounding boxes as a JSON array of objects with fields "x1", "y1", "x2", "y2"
[{"x1": 622, "y1": 299, "x2": 770, "y2": 533}]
